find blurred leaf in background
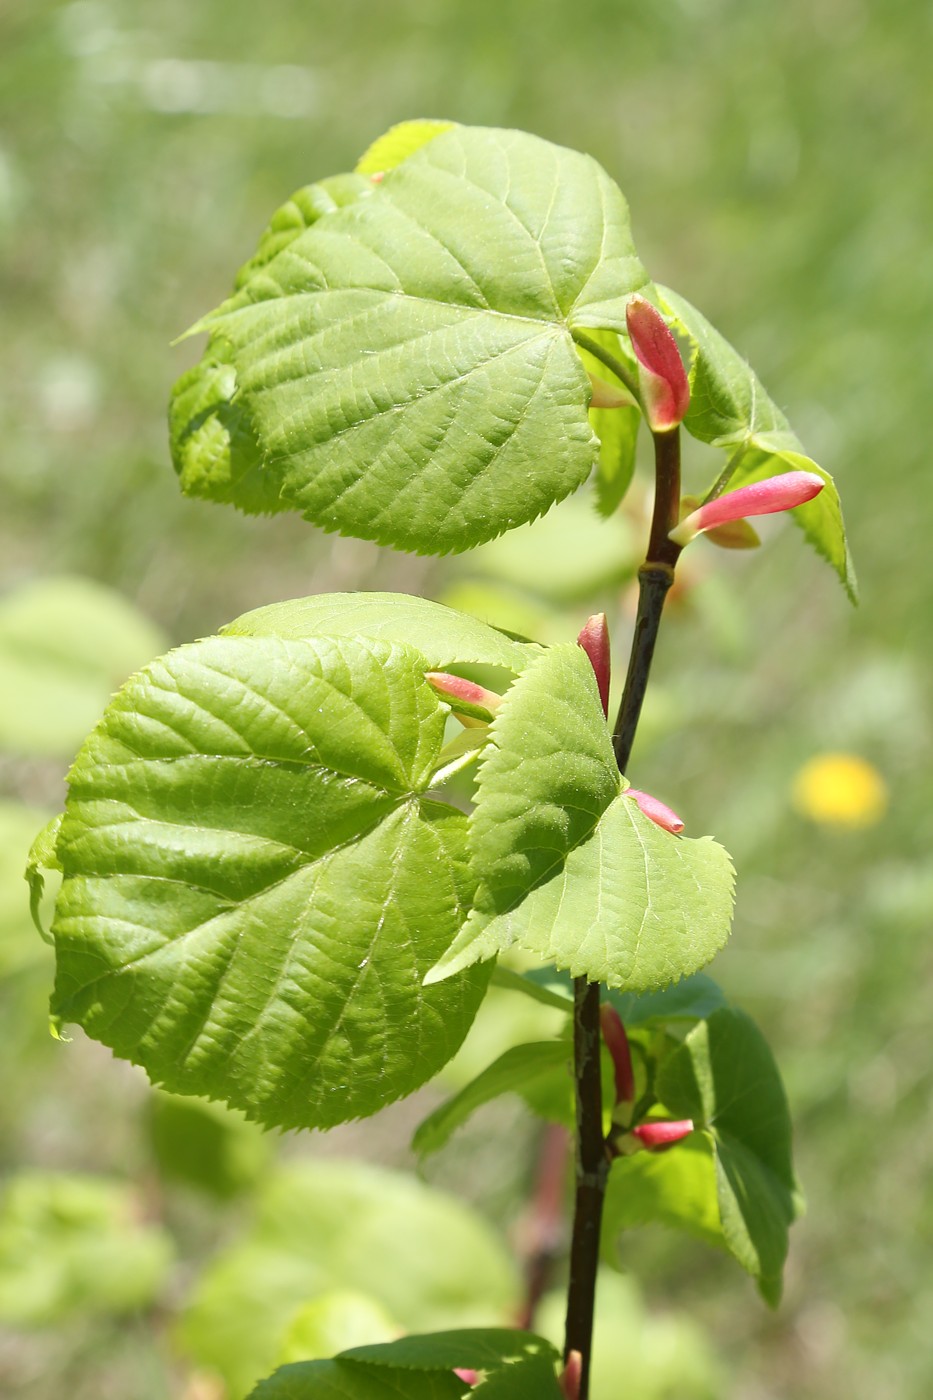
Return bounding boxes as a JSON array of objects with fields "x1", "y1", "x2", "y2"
[{"x1": 0, "y1": 1173, "x2": 173, "y2": 1326}]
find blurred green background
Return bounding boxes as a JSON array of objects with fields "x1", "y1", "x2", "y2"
[{"x1": 2, "y1": 0, "x2": 931, "y2": 1396}]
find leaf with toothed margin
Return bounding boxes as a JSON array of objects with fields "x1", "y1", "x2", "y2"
[
  {"x1": 657, "y1": 286, "x2": 856, "y2": 602},
  {"x1": 170, "y1": 123, "x2": 650, "y2": 554},
  {"x1": 248, "y1": 1329, "x2": 561, "y2": 1400},
  {"x1": 48, "y1": 633, "x2": 489, "y2": 1131},
  {"x1": 171, "y1": 175, "x2": 374, "y2": 517},
  {"x1": 426, "y1": 644, "x2": 734, "y2": 990},
  {"x1": 223, "y1": 591, "x2": 542, "y2": 674}
]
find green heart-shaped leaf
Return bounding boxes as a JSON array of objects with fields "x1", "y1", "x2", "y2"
[
  {"x1": 171, "y1": 124, "x2": 650, "y2": 552},
  {"x1": 50, "y1": 633, "x2": 488, "y2": 1130},
  {"x1": 428, "y1": 644, "x2": 734, "y2": 989}
]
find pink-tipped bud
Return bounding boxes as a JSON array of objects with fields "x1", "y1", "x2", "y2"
[
  {"x1": 454, "y1": 1369, "x2": 479, "y2": 1387},
  {"x1": 625, "y1": 295, "x2": 690, "y2": 433},
  {"x1": 677, "y1": 495, "x2": 760, "y2": 550},
  {"x1": 576, "y1": 613, "x2": 611, "y2": 716},
  {"x1": 669, "y1": 471, "x2": 825, "y2": 547},
  {"x1": 559, "y1": 1350, "x2": 582, "y2": 1400},
  {"x1": 370, "y1": 171, "x2": 385, "y2": 183},
  {"x1": 600, "y1": 1003, "x2": 635, "y2": 1105},
  {"x1": 625, "y1": 788, "x2": 685, "y2": 835},
  {"x1": 587, "y1": 372, "x2": 635, "y2": 410},
  {"x1": 632, "y1": 1119, "x2": 694, "y2": 1150},
  {"x1": 425, "y1": 672, "x2": 502, "y2": 722}
]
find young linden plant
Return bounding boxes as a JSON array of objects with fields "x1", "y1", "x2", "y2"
[{"x1": 28, "y1": 121, "x2": 853, "y2": 1400}]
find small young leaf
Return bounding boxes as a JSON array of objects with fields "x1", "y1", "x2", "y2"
[
  {"x1": 412, "y1": 1041, "x2": 571, "y2": 1156},
  {"x1": 23, "y1": 810, "x2": 61, "y2": 949},
  {"x1": 224, "y1": 591, "x2": 541, "y2": 674},
  {"x1": 428, "y1": 645, "x2": 734, "y2": 990},
  {"x1": 50, "y1": 634, "x2": 489, "y2": 1130},
  {"x1": 658, "y1": 286, "x2": 856, "y2": 601},
  {"x1": 356, "y1": 119, "x2": 456, "y2": 175},
  {"x1": 172, "y1": 125, "x2": 650, "y2": 554},
  {"x1": 656, "y1": 1007, "x2": 801, "y2": 1303}
]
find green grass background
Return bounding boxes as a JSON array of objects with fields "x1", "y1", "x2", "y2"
[{"x1": 1, "y1": 1, "x2": 931, "y2": 1396}]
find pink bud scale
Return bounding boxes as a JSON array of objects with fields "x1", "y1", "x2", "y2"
[
  {"x1": 625, "y1": 295, "x2": 690, "y2": 433},
  {"x1": 669, "y1": 471, "x2": 825, "y2": 547}
]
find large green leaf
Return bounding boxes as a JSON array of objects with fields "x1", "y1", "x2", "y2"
[
  {"x1": 224, "y1": 591, "x2": 541, "y2": 673},
  {"x1": 49, "y1": 633, "x2": 488, "y2": 1130},
  {"x1": 658, "y1": 286, "x2": 856, "y2": 601},
  {"x1": 0, "y1": 1173, "x2": 173, "y2": 1326},
  {"x1": 428, "y1": 645, "x2": 734, "y2": 989},
  {"x1": 169, "y1": 347, "x2": 287, "y2": 515},
  {"x1": 172, "y1": 124, "x2": 649, "y2": 553},
  {"x1": 657, "y1": 1008, "x2": 801, "y2": 1303},
  {"x1": 179, "y1": 1161, "x2": 520, "y2": 1398},
  {"x1": 0, "y1": 577, "x2": 167, "y2": 757}
]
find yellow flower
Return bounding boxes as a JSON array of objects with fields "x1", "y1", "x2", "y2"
[{"x1": 791, "y1": 752, "x2": 888, "y2": 829}]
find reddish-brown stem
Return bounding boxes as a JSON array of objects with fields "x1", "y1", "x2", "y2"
[{"x1": 563, "y1": 425, "x2": 683, "y2": 1397}]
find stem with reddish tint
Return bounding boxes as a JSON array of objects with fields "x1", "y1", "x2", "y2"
[{"x1": 563, "y1": 426, "x2": 683, "y2": 1398}]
